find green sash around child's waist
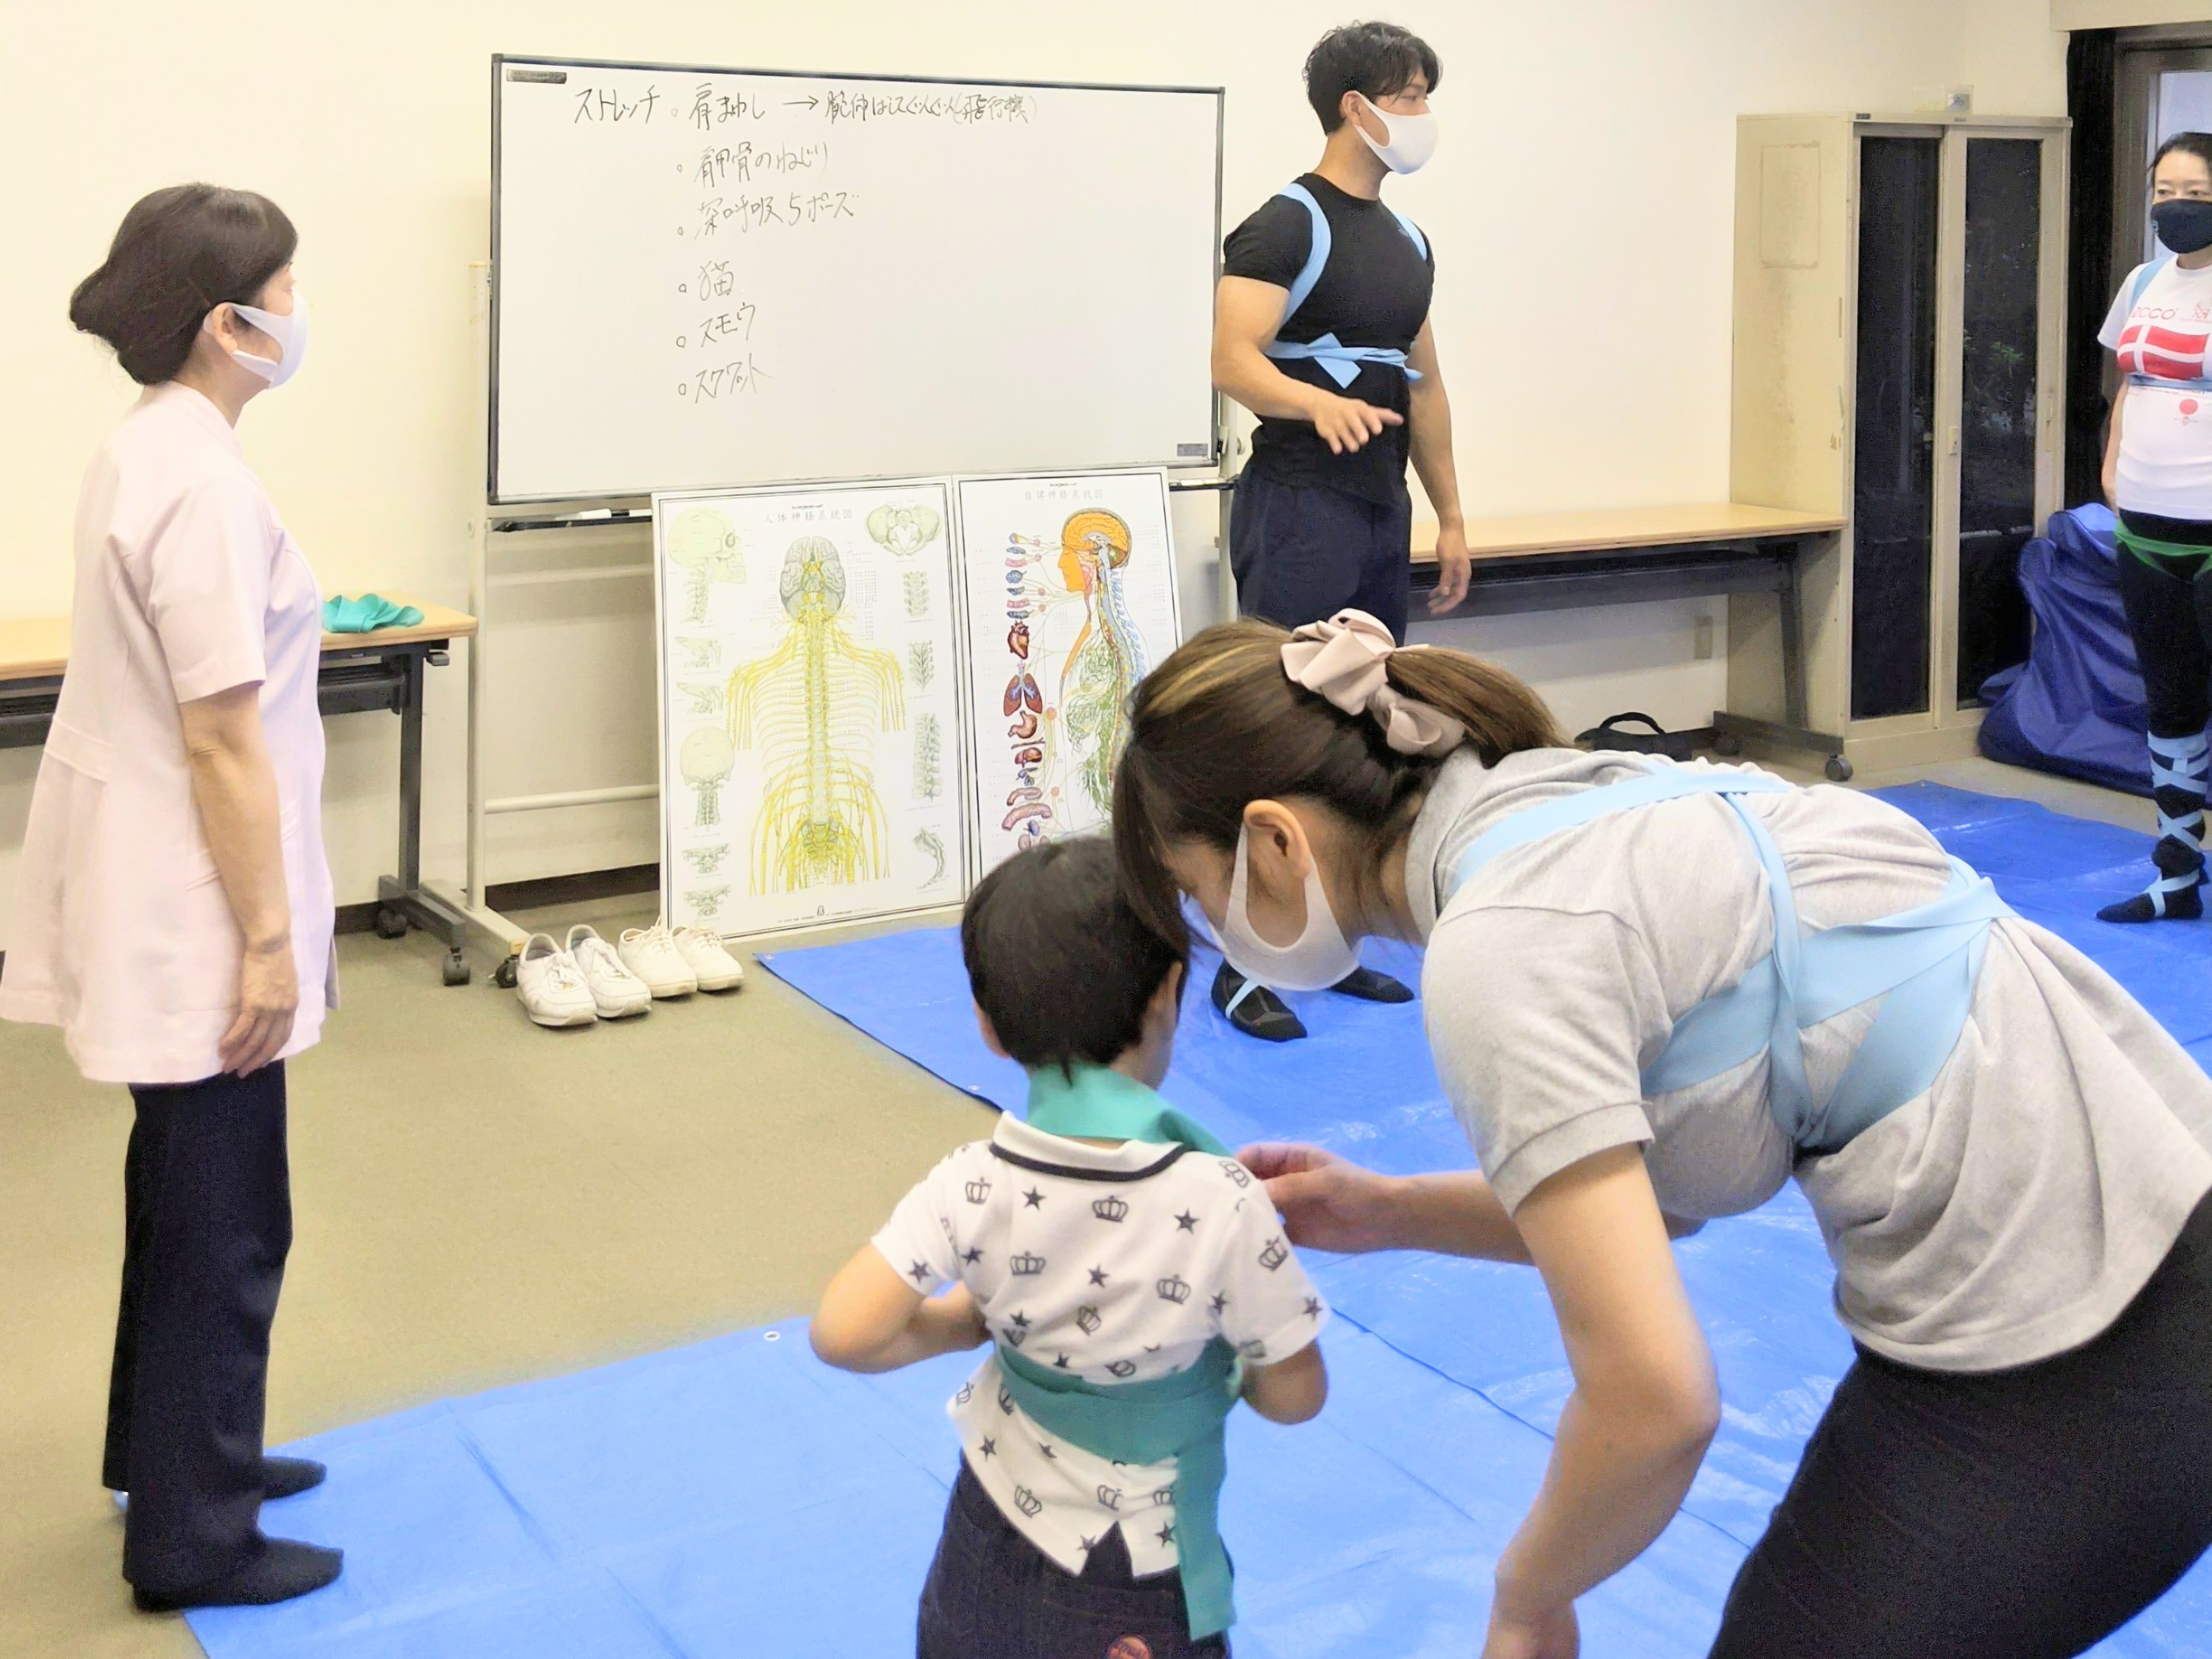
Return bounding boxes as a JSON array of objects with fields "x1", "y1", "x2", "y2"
[{"x1": 995, "y1": 1337, "x2": 1239, "y2": 1639}]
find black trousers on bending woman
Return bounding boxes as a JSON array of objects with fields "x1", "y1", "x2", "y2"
[
  {"x1": 1708, "y1": 1190, "x2": 2212, "y2": 1658},
  {"x1": 103, "y1": 1062, "x2": 291, "y2": 1596},
  {"x1": 2106, "y1": 510, "x2": 2212, "y2": 921}
]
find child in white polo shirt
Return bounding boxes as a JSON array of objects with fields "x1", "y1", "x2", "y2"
[{"x1": 813, "y1": 837, "x2": 1329, "y2": 1658}]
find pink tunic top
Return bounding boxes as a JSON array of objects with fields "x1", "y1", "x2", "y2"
[{"x1": 0, "y1": 384, "x2": 336, "y2": 1084}]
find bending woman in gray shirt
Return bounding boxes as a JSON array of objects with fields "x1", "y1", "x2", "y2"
[{"x1": 1112, "y1": 609, "x2": 2212, "y2": 1659}]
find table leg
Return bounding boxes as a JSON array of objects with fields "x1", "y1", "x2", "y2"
[
  {"x1": 1776, "y1": 538, "x2": 1808, "y2": 732},
  {"x1": 396, "y1": 649, "x2": 425, "y2": 896}
]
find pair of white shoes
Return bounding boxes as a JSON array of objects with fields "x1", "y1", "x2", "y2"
[{"x1": 516, "y1": 922, "x2": 744, "y2": 1028}]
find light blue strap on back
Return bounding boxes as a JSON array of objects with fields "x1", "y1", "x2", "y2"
[
  {"x1": 1445, "y1": 762, "x2": 2015, "y2": 1155},
  {"x1": 1264, "y1": 181, "x2": 1426, "y2": 390},
  {"x1": 2134, "y1": 255, "x2": 2173, "y2": 310},
  {"x1": 1276, "y1": 182, "x2": 1335, "y2": 325}
]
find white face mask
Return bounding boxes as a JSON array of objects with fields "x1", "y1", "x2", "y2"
[
  {"x1": 217, "y1": 294, "x2": 310, "y2": 386},
  {"x1": 1216, "y1": 825, "x2": 1362, "y2": 992},
  {"x1": 1353, "y1": 93, "x2": 1439, "y2": 175}
]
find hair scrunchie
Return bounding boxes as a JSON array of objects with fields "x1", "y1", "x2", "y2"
[{"x1": 1279, "y1": 609, "x2": 1467, "y2": 758}]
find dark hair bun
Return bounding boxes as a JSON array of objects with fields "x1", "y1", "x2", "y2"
[{"x1": 70, "y1": 184, "x2": 297, "y2": 386}]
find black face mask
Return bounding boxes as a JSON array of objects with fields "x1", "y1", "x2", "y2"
[{"x1": 2153, "y1": 197, "x2": 2212, "y2": 255}]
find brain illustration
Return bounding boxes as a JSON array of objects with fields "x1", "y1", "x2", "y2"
[
  {"x1": 865, "y1": 504, "x2": 942, "y2": 557},
  {"x1": 1062, "y1": 509, "x2": 1133, "y2": 569},
  {"x1": 779, "y1": 536, "x2": 848, "y2": 618}
]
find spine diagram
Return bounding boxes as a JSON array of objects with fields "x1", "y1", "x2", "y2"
[
  {"x1": 1055, "y1": 510, "x2": 1148, "y2": 815},
  {"x1": 725, "y1": 537, "x2": 905, "y2": 894},
  {"x1": 998, "y1": 509, "x2": 1150, "y2": 848}
]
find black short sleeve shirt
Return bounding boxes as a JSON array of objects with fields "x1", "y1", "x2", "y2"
[{"x1": 1221, "y1": 173, "x2": 1436, "y2": 507}]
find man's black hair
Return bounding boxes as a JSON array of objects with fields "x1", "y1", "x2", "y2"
[
  {"x1": 961, "y1": 837, "x2": 1185, "y2": 1078},
  {"x1": 1304, "y1": 21, "x2": 1441, "y2": 133}
]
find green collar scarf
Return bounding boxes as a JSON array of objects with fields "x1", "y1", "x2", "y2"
[
  {"x1": 999, "y1": 1064, "x2": 1240, "y2": 1638},
  {"x1": 1021, "y1": 1062, "x2": 1232, "y2": 1157}
]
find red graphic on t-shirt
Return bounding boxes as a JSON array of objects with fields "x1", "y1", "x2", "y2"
[
  {"x1": 1105, "y1": 1641, "x2": 1153, "y2": 1659},
  {"x1": 2119, "y1": 320, "x2": 2212, "y2": 381}
]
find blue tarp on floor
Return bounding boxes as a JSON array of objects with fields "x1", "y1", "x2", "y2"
[{"x1": 188, "y1": 786, "x2": 2210, "y2": 1657}]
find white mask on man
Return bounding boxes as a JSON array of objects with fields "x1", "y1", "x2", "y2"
[
  {"x1": 1353, "y1": 93, "x2": 1440, "y2": 175},
  {"x1": 1215, "y1": 825, "x2": 1363, "y2": 992},
  {"x1": 217, "y1": 294, "x2": 310, "y2": 387}
]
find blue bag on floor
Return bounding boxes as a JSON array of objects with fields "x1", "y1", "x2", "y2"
[{"x1": 1978, "y1": 504, "x2": 2151, "y2": 797}]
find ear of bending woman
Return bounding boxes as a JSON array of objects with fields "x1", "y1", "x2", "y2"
[
  {"x1": 0, "y1": 185, "x2": 342, "y2": 1610},
  {"x1": 1112, "y1": 611, "x2": 2212, "y2": 1659}
]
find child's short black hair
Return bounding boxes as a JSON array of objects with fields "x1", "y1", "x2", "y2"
[
  {"x1": 1304, "y1": 21, "x2": 1441, "y2": 132},
  {"x1": 961, "y1": 837, "x2": 1186, "y2": 1076}
]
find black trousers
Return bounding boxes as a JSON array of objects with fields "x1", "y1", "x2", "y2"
[
  {"x1": 2115, "y1": 510, "x2": 2212, "y2": 739},
  {"x1": 1709, "y1": 1189, "x2": 2212, "y2": 1658},
  {"x1": 1229, "y1": 470, "x2": 1413, "y2": 643},
  {"x1": 917, "y1": 1460, "x2": 1228, "y2": 1659},
  {"x1": 104, "y1": 1063, "x2": 292, "y2": 1594}
]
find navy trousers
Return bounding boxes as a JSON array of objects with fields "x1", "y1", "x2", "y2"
[
  {"x1": 1228, "y1": 471, "x2": 1414, "y2": 643},
  {"x1": 104, "y1": 1063, "x2": 292, "y2": 1594},
  {"x1": 917, "y1": 1460, "x2": 1228, "y2": 1659}
]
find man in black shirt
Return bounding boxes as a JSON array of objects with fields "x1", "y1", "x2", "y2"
[{"x1": 1205, "y1": 20, "x2": 1471, "y2": 1041}]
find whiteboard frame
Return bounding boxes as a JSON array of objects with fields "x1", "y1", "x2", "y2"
[{"x1": 489, "y1": 54, "x2": 1228, "y2": 506}]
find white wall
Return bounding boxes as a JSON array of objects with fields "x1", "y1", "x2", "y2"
[{"x1": 1, "y1": 0, "x2": 2069, "y2": 945}]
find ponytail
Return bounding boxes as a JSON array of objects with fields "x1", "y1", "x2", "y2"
[{"x1": 1112, "y1": 619, "x2": 1562, "y2": 949}]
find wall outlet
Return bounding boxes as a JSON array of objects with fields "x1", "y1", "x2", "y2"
[{"x1": 1693, "y1": 615, "x2": 1715, "y2": 660}]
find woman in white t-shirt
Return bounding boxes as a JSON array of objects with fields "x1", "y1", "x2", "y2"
[
  {"x1": 2099, "y1": 131, "x2": 2212, "y2": 922},
  {"x1": 1112, "y1": 611, "x2": 2212, "y2": 1659},
  {"x1": 0, "y1": 187, "x2": 343, "y2": 1611}
]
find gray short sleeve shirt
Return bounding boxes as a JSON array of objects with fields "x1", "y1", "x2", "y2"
[{"x1": 1407, "y1": 748, "x2": 2212, "y2": 1372}]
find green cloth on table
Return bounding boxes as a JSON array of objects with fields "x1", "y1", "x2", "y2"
[{"x1": 322, "y1": 594, "x2": 425, "y2": 634}]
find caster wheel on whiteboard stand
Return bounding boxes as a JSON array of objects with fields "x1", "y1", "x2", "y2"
[
  {"x1": 493, "y1": 953, "x2": 520, "y2": 991},
  {"x1": 375, "y1": 906, "x2": 409, "y2": 940},
  {"x1": 1825, "y1": 755, "x2": 1855, "y2": 783},
  {"x1": 442, "y1": 949, "x2": 471, "y2": 988},
  {"x1": 1711, "y1": 732, "x2": 1743, "y2": 758}
]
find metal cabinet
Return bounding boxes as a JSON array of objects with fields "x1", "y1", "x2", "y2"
[{"x1": 1730, "y1": 114, "x2": 2069, "y2": 775}]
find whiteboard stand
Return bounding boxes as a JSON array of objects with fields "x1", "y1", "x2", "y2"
[{"x1": 448, "y1": 261, "x2": 657, "y2": 987}]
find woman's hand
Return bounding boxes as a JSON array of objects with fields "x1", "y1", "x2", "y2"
[
  {"x1": 1239, "y1": 1143, "x2": 1403, "y2": 1254},
  {"x1": 1483, "y1": 1596, "x2": 1579, "y2": 1659},
  {"x1": 220, "y1": 935, "x2": 299, "y2": 1076}
]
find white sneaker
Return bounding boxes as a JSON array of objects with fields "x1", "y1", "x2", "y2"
[
  {"x1": 565, "y1": 924, "x2": 653, "y2": 1018},
  {"x1": 516, "y1": 934, "x2": 597, "y2": 1028},
  {"x1": 619, "y1": 920, "x2": 699, "y2": 998},
  {"x1": 672, "y1": 924, "x2": 744, "y2": 991}
]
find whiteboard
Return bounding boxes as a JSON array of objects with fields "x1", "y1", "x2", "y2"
[
  {"x1": 954, "y1": 470, "x2": 1179, "y2": 883},
  {"x1": 652, "y1": 478, "x2": 967, "y2": 938},
  {"x1": 493, "y1": 57, "x2": 1224, "y2": 504}
]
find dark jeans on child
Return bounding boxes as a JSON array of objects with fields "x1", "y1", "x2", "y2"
[
  {"x1": 917, "y1": 1460, "x2": 1228, "y2": 1659},
  {"x1": 1229, "y1": 470, "x2": 1413, "y2": 642},
  {"x1": 104, "y1": 1063, "x2": 292, "y2": 1595}
]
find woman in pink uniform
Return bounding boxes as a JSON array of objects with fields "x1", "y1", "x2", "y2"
[{"x1": 0, "y1": 185, "x2": 343, "y2": 1610}]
